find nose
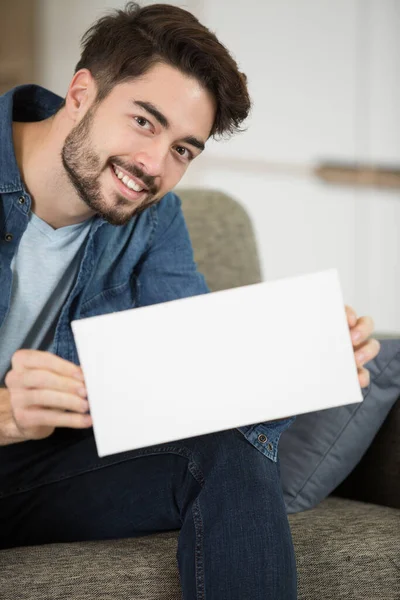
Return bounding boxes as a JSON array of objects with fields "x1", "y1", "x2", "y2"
[{"x1": 133, "y1": 139, "x2": 167, "y2": 178}]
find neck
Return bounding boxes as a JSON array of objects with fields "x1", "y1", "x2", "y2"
[{"x1": 12, "y1": 114, "x2": 95, "y2": 229}]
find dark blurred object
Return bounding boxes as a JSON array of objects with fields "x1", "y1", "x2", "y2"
[
  {"x1": 0, "y1": 0, "x2": 37, "y2": 94},
  {"x1": 334, "y1": 395, "x2": 400, "y2": 509}
]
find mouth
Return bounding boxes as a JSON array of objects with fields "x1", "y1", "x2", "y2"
[{"x1": 110, "y1": 163, "x2": 149, "y2": 202}]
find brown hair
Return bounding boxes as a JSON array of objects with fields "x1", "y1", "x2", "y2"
[{"x1": 71, "y1": 2, "x2": 251, "y2": 139}]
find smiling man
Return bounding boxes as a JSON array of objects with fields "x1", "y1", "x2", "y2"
[
  {"x1": 0, "y1": 3, "x2": 379, "y2": 599},
  {"x1": 58, "y1": 66, "x2": 213, "y2": 227}
]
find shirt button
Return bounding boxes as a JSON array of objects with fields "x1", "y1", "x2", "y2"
[
  {"x1": 4, "y1": 233, "x2": 13, "y2": 242},
  {"x1": 18, "y1": 196, "x2": 26, "y2": 205},
  {"x1": 258, "y1": 434, "x2": 268, "y2": 444}
]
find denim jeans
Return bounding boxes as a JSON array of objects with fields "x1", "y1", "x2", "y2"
[{"x1": 0, "y1": 426, "x2": 297, "y2": 599}]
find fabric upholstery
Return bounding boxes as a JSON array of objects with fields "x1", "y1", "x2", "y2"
[
  {"x1": 289, "y1": 497, "x2": 400, "y2": 600},
  {"x1": 178, "y1": 188, "x2": 262, "y2": 292},
  {"x1": 1, "y1": 498, "x2": 398, "y2": 600},
  {"x1": 0, "y1": 532, "x2": 182, "y2": 600}
]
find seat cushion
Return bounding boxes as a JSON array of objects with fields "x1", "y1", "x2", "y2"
[
  {"x1": 288, "y1": 496, "x2": 400, "y2": 600},
  {"x1": 0, "y1": 498, "x2": 398, "y2": 599},
  {"x1": 0, "y1": 531, "x2": 182, "y2": 600}
]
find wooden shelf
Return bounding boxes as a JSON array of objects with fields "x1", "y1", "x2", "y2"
[{"x1": 0, "y1": 0, "x2": 37, "y2": 93}]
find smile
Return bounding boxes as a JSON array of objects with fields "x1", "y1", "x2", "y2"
[
  {"x1": 111, "y1": 164, "x2": 147, "y2": 192},
  {"x1": 109, "y1": 164, "x2": 149, "y2": 202}
]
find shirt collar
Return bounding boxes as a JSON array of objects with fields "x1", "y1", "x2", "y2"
[{"x1": 0, "y1": 84, "x2": 63, "y2": 194}]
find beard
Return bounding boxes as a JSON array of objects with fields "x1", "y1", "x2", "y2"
[{"x1": 61, "y1": 105, "x2": 159, "y2": 226}]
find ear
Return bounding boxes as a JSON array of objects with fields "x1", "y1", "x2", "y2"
[{"x1": 64, "y1": 69, "x2": 97, "y2": 122}]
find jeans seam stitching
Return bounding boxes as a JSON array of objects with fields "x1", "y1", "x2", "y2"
[
  {"x1": 192, "y1": 496, "x2": 205, "y2": 600},
  {"x1": 0, "y1": 445, "x2": 198, "y2": 499}
]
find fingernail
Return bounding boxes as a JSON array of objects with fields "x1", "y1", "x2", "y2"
[
  {"x1": 74, "y1": 371, "x2": 85, "y2": 382},
  {"x1": 78, "y1": 387, "x2": 87, "y2": 398},
  {"x1": 356, "y1": 352, "x2": 365, "y2": 365},
  {"x1": 352, "y1": 330, "x2": 361, "y2": 343}
]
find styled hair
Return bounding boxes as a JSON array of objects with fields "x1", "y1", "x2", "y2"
[{"x1": 72, "y1": 2, "x2": 251, "y2": 138}]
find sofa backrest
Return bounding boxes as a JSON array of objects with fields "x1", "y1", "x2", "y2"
[{"x1": 178, "y1": 188, "x2": 262, "y2": 293}]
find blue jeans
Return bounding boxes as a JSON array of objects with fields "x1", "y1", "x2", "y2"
[{"x1": 0, "y1": 427, "x2": 297, "y2": 599}]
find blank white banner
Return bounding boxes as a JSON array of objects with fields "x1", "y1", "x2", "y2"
[{"x1": 72, "y1": 268, "x2": 362, "y2": 457}]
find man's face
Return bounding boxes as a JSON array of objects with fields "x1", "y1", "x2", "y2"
[{"x1": 62, "y1": 63, "x2": 215, "y2": 225}]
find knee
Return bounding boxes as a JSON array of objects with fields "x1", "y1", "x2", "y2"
[{"x1": 189, "y1": 428, "x2": 282, "y2": 498}]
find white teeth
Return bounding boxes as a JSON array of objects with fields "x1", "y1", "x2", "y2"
[
  {"x1": 113, "y1": 165, "x2": 144, "y2": 192},
  {"x1": 130, "y1": 180, "x2": 143, "y2": 192}
]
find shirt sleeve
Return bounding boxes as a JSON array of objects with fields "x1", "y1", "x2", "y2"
[
  {"x1": 237, "y1": 417, "x2": 297, "y2": 462},
  {"x1": 135, "y1": 192, "x2": 209, "y2": 307}
]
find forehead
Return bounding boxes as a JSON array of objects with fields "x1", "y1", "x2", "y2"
[{"x1": 105, "y1": 63, "x2": 216, "y2": 138}]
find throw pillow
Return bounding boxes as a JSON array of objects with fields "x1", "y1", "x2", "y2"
[{"x1": 279, "y1": 338, "x2": 400, "y2": 514}]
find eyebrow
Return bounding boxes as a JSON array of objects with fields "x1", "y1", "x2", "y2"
[
  {"x1": 181, "y1": 136, "x2": 205, "y2": 153},
  {"x1": 132, "y1": 100, "x2": 205, "y2": 153}
]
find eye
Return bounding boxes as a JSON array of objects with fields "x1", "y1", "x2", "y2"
[
  {"x1": 134, "y1": 116, "x2": 153, "y2": 131},
  {"x1": 175, "y1": 146, "x2": 193, "y2": 161}
]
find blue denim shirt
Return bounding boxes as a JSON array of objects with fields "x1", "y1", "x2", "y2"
[{"x1": 0, "y1": 85, "x2": 295, "y2": 461}]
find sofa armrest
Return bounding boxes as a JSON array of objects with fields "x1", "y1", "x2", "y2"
[{"x1": 333, "y1": 396, "x2": 400, "y2": 508}]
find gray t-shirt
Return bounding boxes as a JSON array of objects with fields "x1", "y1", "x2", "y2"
[{"x1": 0, "y1": 211, "x2": 92, "y2": 384}]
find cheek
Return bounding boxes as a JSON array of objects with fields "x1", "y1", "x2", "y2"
[
  {"x1": 162, "y1": 159, "x2": 188, "y2": 190},
  {"x1": 91, "y1": 120, "x2": 131, "y2": 162}
]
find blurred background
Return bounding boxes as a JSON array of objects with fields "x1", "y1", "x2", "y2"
[{"x1": 1, "y1": 0, "x2": 399, "y2": 332}]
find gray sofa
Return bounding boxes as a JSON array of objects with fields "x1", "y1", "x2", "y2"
[{"x1": 0, "y1": 189, "x2": 399, "y2": 599}]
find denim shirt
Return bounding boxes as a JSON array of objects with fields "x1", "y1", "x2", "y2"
[{"x1": 0, "y1": 85, "x2": 295, "y2": 462}]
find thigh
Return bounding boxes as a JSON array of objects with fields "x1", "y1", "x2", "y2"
[
  {"x1": 0, "y1": 426, "x2": 289, "y2": 554},
  {"x1": 0, "y1": 428, "x2": 202, "y2": 549}
]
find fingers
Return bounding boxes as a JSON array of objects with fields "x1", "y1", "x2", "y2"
[
  {"x1": 4, "y1": 350, "x2": 91, "y2": 440},
  {"x1": 13, "y1": 405, "x2": 92, "y2": 431},
  {"x1": 345, "y1": 305, "x2": 357, "y2": 328},
  {"x1": 11, "y1": 349, "x2": 84, "y2": 381},
  {"x1": 350, "y1": 315, "x2": 375, "y2": 345},
  {"x1": 6, "y1": 368, "x2": 87, "y2": 398},
  {"x1": 358, "y1": 367, "x2": 370, "y2": 388},
  {"x1": 345, "y1": 308, "x2": 379, "y2": 389},
  {"x1": 354, "y1": 338, "x2": 381, "y2": 368},
  {"x1": 11, "y1": 388, "x2": 89, "y2": 414}
]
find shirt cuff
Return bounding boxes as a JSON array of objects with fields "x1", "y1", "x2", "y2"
[{"x1": 237, "y1": 416, "x2": 297, "y2": 462}]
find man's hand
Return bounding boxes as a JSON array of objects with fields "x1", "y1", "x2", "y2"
[
  {"x1": 4, "y1": 349, "x2": 92, "y2": 441},
  {"x1": 345, "y1": 305, "x2": 381, "y2": 389}
]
